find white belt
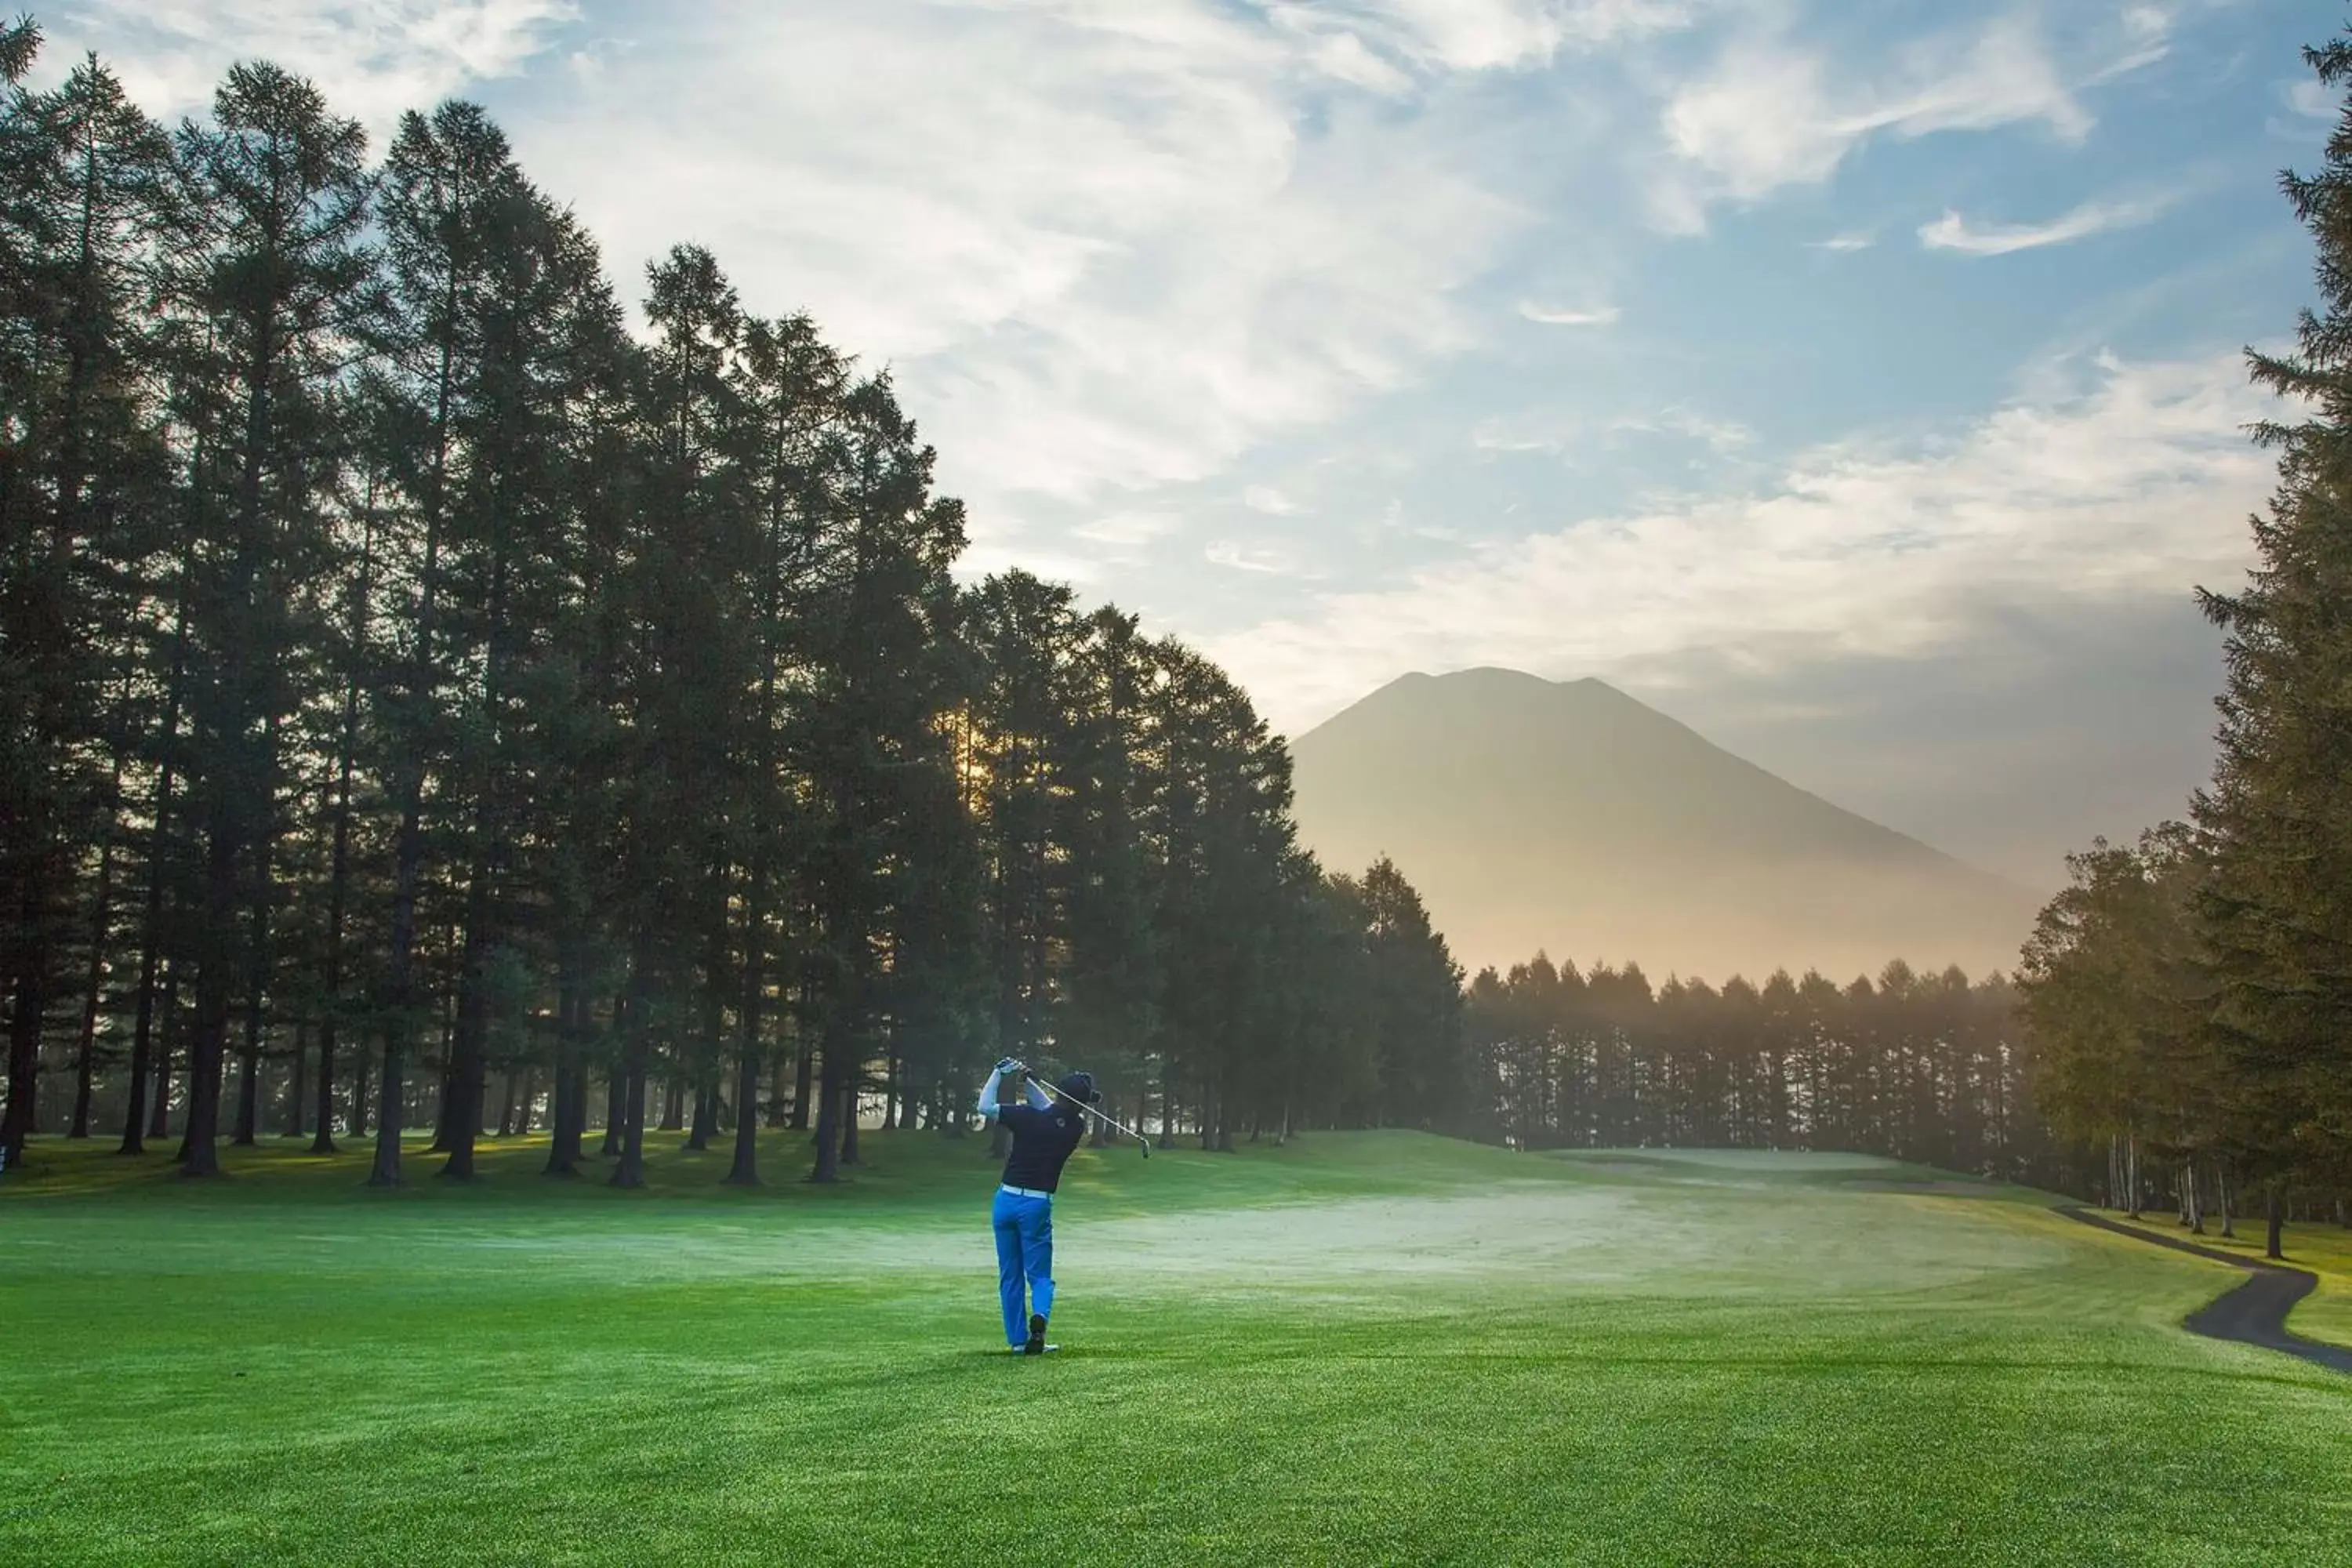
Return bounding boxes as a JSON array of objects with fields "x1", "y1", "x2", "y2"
[{"x1": 1000, "y1": 1184, "x2": 1053, "y2": 1200}]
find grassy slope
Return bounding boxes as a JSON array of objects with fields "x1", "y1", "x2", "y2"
[{"x1": 4, "y1": 1131, "x2": 2349, "y2": 1566}]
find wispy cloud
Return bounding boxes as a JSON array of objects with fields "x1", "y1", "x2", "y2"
[
  {"x1": 1301, "y1": 0, "x2": 1708, "y2": 75},
  {"x1": 2286, "y1": 78, "x2": 2336, "y2": 121},
  {"x1": 1073, "y1": 510, "x2": 1185, "y2": 548},
  {"x1": 1518, "y1": 300, "x2": 1622, "y2": 326},
  {"x1": 1207, "y1": 539, "x2": 1298, "y2": 575},
  {"x1": 1473, "y1": 402, "x2": 1750, "y2": 459},
  {"x1": 1243, "y1": 485, "x2": 1308, "y2": 515},
  {"x1": 1650, "y1": 10, "x2": 2166, "y2": 226},
  {"x1": 1607, "y1": 408, "x2": 1753, "y2": 453},
  {"x1": 1661, "y1": 21, "x2": 2075, "y2": 205},
  {"x1": 1214, "y1": 353, "x2": 2271, "y2": 732},
  {"x1": 1812, "y1": 230, "x2": 1875, "y2": 252},
  {"x1": 496, "y1": 0, "x2": 1549, "y2": 539},
  {"x1": 1919, "y1": 193, "x2": 2176, "y2": 256}
]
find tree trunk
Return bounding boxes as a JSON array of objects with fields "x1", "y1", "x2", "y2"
[
  {"x1": 231, "y1": 1041, "x2": 260, "y2": 1146},
  {"x1": 118, "y1": 935, "x2": 152, "y2": 1153},
  {"x1": 147, "y1": 967, "x2": 176, "y2": 1141},
  {"x1": 2218, "y1": 1162, "x2": 2235, "y2": 1240},
  {"x1": 2266, "y1": 1183, "x2": 2285, "y2": 1261},
  {"x1": 366, "y1": 1036, "x2": 405, "y2": 1188},
  {"x1": 685, "y1": 1077, "x2": 714, "y2": 1151},
  {"x1": 309, "y1": 499, "x2": 372, "y2": 1160},
  {"x1": 67, "y1": 814, "x2": 121, "y2": 1142},
  {"x1": 231, "y1": 730, "x2": 278, "y2": 1151},
  {"x1": 2, "y1": 969, "x2": 43, "y2": 1173},
  {"x1": 179, "y1": 804, "x2": 241, "y2": 1180},
  {"x1": 285, "y1": 1025, "x2": 307, "y2": 1139},
  {"x1": 601, "y1": 1066, "x2": 623, "y2": 1156},
  {"x1": 67, "y1": 1031, "x2": 96, "y2": 1140},
  {"x1": 610, "y1": 954, "x2": 652, "y2": 1189},
  {"x1": 349, "y1": 1042, "x2": 369, "y2": 1138},
  {"x1": 2185, "y1": 1160, "x2": 2202, "y2": 1235},
  {"x1": 726, "y1": 1042, "x2": 761, "y2": 1187},
  {"x1": 566, "y1": 1054, "x2": 587, "y2": 1155},
  {"x1": 439, "y1": 862, "x2": 494, "y2": 1178},
  {"x1": 430, "y1": 1060, "x2": 457, "y2": 1153},
  {"x1": 790, "y1": 1033, "x2": 813, "y2": 1132},
  {"x1": 119, "y1": 601, "x2": 191, "y2": 1156},
  {"x1": 544, "y1": 982, "x2": 580, "y2": 1176},
  {"x1": 727, "y1": 884, "x2": 764, "y2": 1185},
  {"x1": 310, "y1": 1011, "x2": 339, "y2": 1155},
  {"x1": 841, "y1": 1051, "x2": 862, "y2": 1167},
  {"x1": 609, "y1": 1058, "x2": 647, "y2": 1189},
  {"x1": 810, "y1": 1020, "x2": 847, "y2": 1183}
]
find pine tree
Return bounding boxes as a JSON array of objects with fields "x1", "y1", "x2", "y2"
[
  {"x1": 163, "y1": 63, "x2": 375, "y2": 1178},
  {"x1": 1, "y1": 35, "x2": 177, "y2": 1167},
  {"x1": 2173, "y1": 31, "x2": 2352, "y2": 1241},
  {"x1": 2194, "y1": 32, "x2": 2352, "y2": 1243}
]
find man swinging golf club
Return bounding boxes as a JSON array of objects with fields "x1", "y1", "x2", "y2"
[{"x1": 977, "y1": 1056, "x2": 1098, "y2": 1355}]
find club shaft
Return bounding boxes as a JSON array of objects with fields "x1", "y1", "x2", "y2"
[{"x1": 1027, "y1": 1073, "x2": 1148, "y2": 1144}]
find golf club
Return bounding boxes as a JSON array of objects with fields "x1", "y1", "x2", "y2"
[{"x1": 1024, "y1": 1069, "x2": 1152, "y2": 1157}]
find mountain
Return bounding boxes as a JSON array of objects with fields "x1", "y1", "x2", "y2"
[{"x1": 1287, "y1": 668, "x2": 2040, "y2": 985}]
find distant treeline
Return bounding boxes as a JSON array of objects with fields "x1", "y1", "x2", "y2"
[
  {"x1": 1461, "y1": 957, "x2": 2068, "y2": 1184},
  {"x1": 0, "y1": 22, "x2": 1469, "y2": 1184}
]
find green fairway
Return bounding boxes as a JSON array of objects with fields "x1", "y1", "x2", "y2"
[{"x1": 4, "y1": 1133, "x2": 2348, "y2": 1566}]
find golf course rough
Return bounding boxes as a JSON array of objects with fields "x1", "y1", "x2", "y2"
[{"x1": 3, "y1": 1133, "x2": 2349, "y2": 1566}]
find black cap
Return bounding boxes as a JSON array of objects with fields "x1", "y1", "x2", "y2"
[{"x1": 1057, "y1": 1072, "x2": 1100, "y2": 1105}]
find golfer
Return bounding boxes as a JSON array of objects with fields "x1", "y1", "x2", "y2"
[{"x1": 977, "y1": 1057, "x2": 1097, "y2": 1354}]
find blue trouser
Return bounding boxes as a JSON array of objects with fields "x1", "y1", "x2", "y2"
[{"x1": 992, "y1": 1188, "x2": 1055, "y2": 1346}]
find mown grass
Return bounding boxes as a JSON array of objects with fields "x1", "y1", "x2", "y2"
[{"x1": 3, "y1": 1131, "x2": 2348, "y2": 1566}]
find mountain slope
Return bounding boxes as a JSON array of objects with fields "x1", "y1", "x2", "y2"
[{"x1": 1287, "y1": 668, "x2": 2039, "y2": 983}]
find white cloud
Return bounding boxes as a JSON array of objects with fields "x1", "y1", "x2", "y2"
[
  {"x1": 1607, "y1": 407, "x2": 1753, "y2": 453},
  {"x1": 1285, "y1": 0, "x2": 1705, "y2": 77},
  {"x1": 1655, "y1": 14, "x2": 2100, "y2": 220},
  {"x1": 1919, "y1": 194, "x2": 2175, "y2": 256},
  {"x1": 1073, "y1": 510, "x2": 1186, "y2": 547},
  {"x1": 1518, "y1": 301, "x2": 1621, "y2": 325},
  {"x1": 1214, "y1": 352, "x2": 2274, "y2": 732},
  {"x1": 2287, "y1": 78, "x2": 2336, "y2": 122},
  {"x1": 1474, "y1": 403, "x2": 1750, "y2": 459},
  {"x1": 38, "y1": 0, "x2": 577, "y2": 134},
  {"x1": 1298, "y1": 29, "x2": 1417, "y2": 96},
  {"x1": 1207, "y1": 540, "x2": 1297, "y2": 574},
  {"x1": 1812, "y1": 230, "x2": 1875, "y2": 252},
  {"x1": 1243, "y1": 485, "x2": 1308, "y2": 515}
]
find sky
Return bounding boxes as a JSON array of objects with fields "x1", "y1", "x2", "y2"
[{"x1": 31, "y1": 0, "x2": 2333, "y2": 888}]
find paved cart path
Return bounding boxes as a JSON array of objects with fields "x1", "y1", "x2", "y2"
[{"x1": 2060, "y1": 1204, "x2": 2352, "y2": 1375}]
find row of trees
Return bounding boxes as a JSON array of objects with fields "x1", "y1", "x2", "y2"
[
  {"x1": 2016, "y1": 34, "x2": 2352, "y2": 1255},
  {"x1": 1462, "y1": 956, "x2": 2066, "y2": 1183},
  {"x1": 0, "y1": 23, "x2": 1471, "y2": 1185}
]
